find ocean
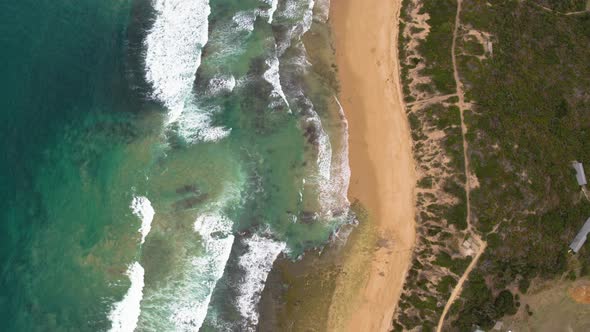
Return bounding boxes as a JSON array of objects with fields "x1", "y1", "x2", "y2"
[{"x1": 0, "y1": 0, "x2": 351, "y2": 331}]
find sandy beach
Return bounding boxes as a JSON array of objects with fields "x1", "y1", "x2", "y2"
[{"x1": 327, "y1": 0, "x2": 416, "y2": 331}]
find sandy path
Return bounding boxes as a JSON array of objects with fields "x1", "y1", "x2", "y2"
[
  {"x1": 532, "y1": 2, "x2": 589, "y2": 15},
  {"x1": 328, "y1": 0, "x2": 416, "y2": 331},
  {"x1": 451, "y1": 0, "x2": 472, "y2": 235},
  {"x1": 434, "y1": 0, "x2": 480, "y2": 330},
  {"x1": 406, "y1": 93, "x2": 458, "y2": 107},
  {"x1": 436, "y1": 242, "x2": 486, "y2": 332}
]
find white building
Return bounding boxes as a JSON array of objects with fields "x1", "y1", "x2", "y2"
[
  {"x1": 570, "y1": 217, "x2": 590, "y2": 253},
  {"x1": 573, "y1": 161, "x2": 587, "y2": 186}
]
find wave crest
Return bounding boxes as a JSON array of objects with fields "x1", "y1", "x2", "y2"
[
  {"x1": 108, "y1": 262, "x2": 145, "y2": 332},
  {"x1": 130, "y1": 196, "x2": 155, "y2": 244},
  {"x1": 237, "y1": 234, "x2": 286, "y2": 329}
]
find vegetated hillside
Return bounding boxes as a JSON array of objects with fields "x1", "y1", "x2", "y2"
[
  {"x1": 395, "y1": 0, "x2": 590, "y2": 330},
  {"x1": 450, "y1": 0, "x2": 590, "y2": 330}
]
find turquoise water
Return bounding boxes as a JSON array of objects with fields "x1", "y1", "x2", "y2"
[{"x1": 0, "y1": 0, "x2": 349, "y2": 331}]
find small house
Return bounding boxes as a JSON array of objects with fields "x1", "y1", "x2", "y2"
[
  {"x1": 570, "y1": 217, "x2": 590, "y2": 253},
  {"x1": 573, "y1": 161, "x2": 587, "y2": 186}
]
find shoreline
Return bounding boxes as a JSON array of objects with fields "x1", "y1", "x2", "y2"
[{"x1": 328, "y1": 0, "x2": 416, "y2": 331}]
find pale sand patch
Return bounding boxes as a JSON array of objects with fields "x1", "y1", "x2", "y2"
[
  {"x1": 465, "y1": 29, "x2": 493, "y2": 59},
  {"x1": 328, "y1": 0, "x2": 416, "y2": 331},
  {"x1": 503, "y1": 279, "x2": 590, "y2": 331}
]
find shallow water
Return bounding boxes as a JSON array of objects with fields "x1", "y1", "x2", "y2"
[{"x1": 0, "y1": 0, "x2": 350, "y2": 330}]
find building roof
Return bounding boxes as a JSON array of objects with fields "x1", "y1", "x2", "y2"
[
  {"x1": 573, "y1": 161, "x2": 587, "y2": 186},
  {"x1": 570, "y1": 217, "x2": 590, "y2": 253}
]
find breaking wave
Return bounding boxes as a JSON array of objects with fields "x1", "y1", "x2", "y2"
[
  {"x1": 232, "y1": 11, "x2": 257, "y2": 32},
  {"x1": 108, "y1": 262, "x2": 145, "y2": 332},
  {"x1": 237, "y1": 234, "x2": 286, "y2": 330},
  {"x1": 331, "y1": 96, "x2": 351, "y2": 211},
  {"x1": 144, "y1": 0, "x2": 229, "y2": 142},
  {"x1": 130, "y1": 196, "x2": 154, "y2": 245},
  {"x1": 264, "y1": 0, "x2": 279, "y2": 24},
  {"x1": 314, "y1": 0, "x2": 331, "y2": 22},
  {"x1": 208, "y1": 75, "x2": 236, "y2": 95},
  {"x1": 130, "y1": 0, "x2": 351, "y2": 329},
  {"x1": 175, "y1": 102, "x2": 231, "y2": 143},
  {"x1": 137, "y1": 212, "x2": 235, "y2": 332},
  {"x1": 167, "y1": 213, "x2": 234, "y2": 331},
  {"x1": 263, "y1": 54, "x2": 291, "y2": 111}
]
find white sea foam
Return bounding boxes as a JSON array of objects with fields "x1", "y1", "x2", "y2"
[
  {"x1": 208, "y1": 75, "x2": 236, "y2": 95},
  {"x1": 307, "y1": 111, "x2": 332, "y2": 182},
  {"x1": 273, "y1": 0, "x2": 316, "y2": 59},
  {"x1": 251, "y1": 0, "x2": 279, "y2": 25},
  {"x1": 314, "y1": 0, "x2": 331, "y2": 22},
  {"x1": 299, "y1": 95, "x2": 351, "y2": 218},
  {"x1": 232, "y1": 11, "x2": 257, "y2": 32},
  {"x1": 108, "y1": 262, "x2": 145, "y2": 332},
  {"x1": 145, "y1": 0, "x2": 229, "y2": 143},
  {"x1": 303, "y1": 0, "x2": 316, "y2": 33},
  {"x1": 130, "y1": 196, "x2": 155, "y2": 244},
  {"x1": 145, "y1": 0, "x2": 210, "y2": 122},
  {"x1": 273, "y1": 0, "x2": 350, "y2": 218},
  {"x1": 209, "y1": 10, "x2": 259, "y2": 63},
  {"x1": 173, "y1": 213, "x2": 234, "y2": 331},
  {"x1": 313, "y1": 118, "x2": 336, "y2": 215},
  {"x1": 237, "y1": 234, "x2": 286, "y2": 329},
  {"x1": 193, "y1": 212, "x2": 232, "y2": 238},
  {"x1": 332, "y1": 96, "x2": 351, "y2": 209},
  {"x1": 175, "y1": 103, "x2": 231, "y2": 143},
  {"x1": 264, "y1": 0, "x2": 279, "y2": 23},
  {"x1": 135, "y1": 183, "x2": 244, "y2": 331},
  {"x1": 154, "y1": 212, "x2": 235, "y2": 331},
  {"x1": 300, "y1": 97, "x2": 337, "y2": 217},
  {"x1": 282, "y1": 0, "x2": 315, "y2": 30},
  {"x1": 263, "y1": 55, "x2": 291, "y2": 111},
  {"x1": 282, "y1": 0, "x2": 299, "y2": 19}
]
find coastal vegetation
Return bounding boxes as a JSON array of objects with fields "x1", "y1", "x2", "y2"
[
  {"x1": 451, "y1": 1, "x2": 590, "y2": 330},
  {"x1": 395, "y1": 0, "x2": 590, "y2": 330},
  {"x1": 393, "y1": 0, "x2": 473, "y2": 329}
]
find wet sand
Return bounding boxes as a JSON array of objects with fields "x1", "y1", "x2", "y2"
[{"x1": 327, "y1": 0, "x2": 416, "y2": 331}]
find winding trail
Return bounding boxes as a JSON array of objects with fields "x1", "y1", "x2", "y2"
[
  {"x1": 406, "y1": 93, "x2": 457, "y2": 107},
  {"x1": 436, "y1": 241, "x2": 487, "y2": 332},
  {"x1": 531, "y1": 1, "x2": 589, "y2": 16},
  {"x1": 435, "y1": 0, "x2": 485, "y2": 330}
]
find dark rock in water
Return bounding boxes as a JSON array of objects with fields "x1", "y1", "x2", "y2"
[
  {"x1": 175, "y1": 184, "x2": 199, "y2": 195},
  {"x1": 163, "y1": 125, "x2": 185, "y2": 149},
  {"x1": 303, "y1": 124, "x2": 319, "y2": 146},
  {"x1": 142, "y1": 235, "x2": 178, "y2": 287},
  {"x1": 332, "y1": 209, "x2": 345, "y2": 218},
  {"x1": 210, "y1": 230, "x2": 229, "y2": 240},
  {"x1": 172, "y1": 193, "x2": 209, "y2": 210},
  {"x1": 300, "y1": 211, "x2": 317, "y2": 224},
  {"x1": 193, "y1": 70, "x2": 207, "y2": 94},
  {"x1": 249, "y1": 57, "x2": 269, "y2": 81}
]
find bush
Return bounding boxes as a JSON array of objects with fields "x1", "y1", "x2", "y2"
[{"x1": 518, "y1": 278, "x2": 531, "y2": 294}]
